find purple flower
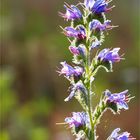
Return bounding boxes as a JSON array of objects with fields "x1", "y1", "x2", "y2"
[
  {"x1": 59, "y1": 61, "x2": 75, "y2": 77},
  {"x1": 74, "y1": 66, "x2": 83, "y2": 77},
  {"x1": 65, "y1": 112, "x2": 89, "y2": 128},
  {"x1": 92, "y1": 0, "x2": 110, "y2": 13},
  {"x1": 97, "y1": 48, "x2": 121, "y2": 63},
  {"x1": 108, "y1": 128, "x2": 135, "y2": 140},
  {"x1": 69, "y1": 45, "x2": 86, "y2": 56},
  {"x1": 89, "y1": 19, "x2": 113, "y2": 31},
  {"x1": 59, "y1": 62, "x2": 83, "y2": 78},
  {"x1": 77, "y1": 26, "x2": 86, "y2": 39},
  {"x1": 64, "y1": 27, "x2": 78, "y2": 37},
  {"x1": 59, "y1": 4, "x2": 82, "y2": 21},
  {"x1": 91, "y1": 37, "x2": 101, "y2": 49},
  {"x1": 69, "y1": 46, "x2": 80, "y2": 55},
  {"x1": 64, "y1": 26, "x2": 86, "y2": 39},
  {"x1": 64, "y1": 81, "x2": 87, "y2": 102},
  {"x1": 84, "y1": 0, "x2": 114, "y2": 14},
  {"x1": 105, "y1": 89, "x2": 130, "y2": 111}
]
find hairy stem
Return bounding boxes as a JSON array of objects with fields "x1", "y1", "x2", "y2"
[
  {"x1": 87, "y1": 85, "x2": 95, "y2": 140},
  {"x1": 85, "y1": 48, "x2": 95, "y2": 140}
]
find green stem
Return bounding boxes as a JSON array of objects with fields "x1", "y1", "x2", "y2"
[
  {"x1": 87, "y1": 87, "x2": 95, "y2": 140},
  {"x1": 85, "y1": 48, "x2": 95, "y2": 140},
  {"x1": 84, "y1": 10, "x2": 97, "y2": 140}
]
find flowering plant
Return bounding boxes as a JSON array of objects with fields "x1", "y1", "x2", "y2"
[{"x1": 58, "y1": 0, "x2": 135, "y2": 139}]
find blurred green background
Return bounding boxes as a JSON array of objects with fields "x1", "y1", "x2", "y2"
[{"x1": 0, "y1": 0, "x2": 139, "y2": 140}]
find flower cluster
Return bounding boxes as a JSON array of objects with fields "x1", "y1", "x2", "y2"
[{"x1": 58, "y1": 0, "x2": 134, "y2": 139}]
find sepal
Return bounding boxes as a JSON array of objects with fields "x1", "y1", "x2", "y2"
[
  {"x1": 100, "y1": 60, "x2": 113, "y2": 72},
  {"x1": 106, "y1": 101, "x2": 118, "y2": 114},
  {"x1": 91, "y1": 60, "x2": 112, "y2": 77}
]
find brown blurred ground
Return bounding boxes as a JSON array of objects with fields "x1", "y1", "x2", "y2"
[{"x1": 0, "y1": 0, "x2": 140, "y2": 140}]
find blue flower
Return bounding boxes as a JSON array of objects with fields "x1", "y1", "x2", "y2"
[
  {"x1": 84, "y1": 0, "x2": 114, "y2": 14},
  {"x1": 59, "y1": 4, "x2": 82, "y2": 21},
  {"x1": 108, "y1": 128, "x2": 135, "y2": 140},
  {"x1": 89, "y1": 19, "x2": 113, "y2": 31},
  {"x1": 65, "y1": 112, "x2": 89, "y2": 128},
  {"x1": 64, "y1": 81, "x2": 87, "y2": 102},
  {"x1": 64, "y1": 26, "x2": 86, "y2": 39},
  {"x1": 105, "y1": 89, "x2": 129, "y2": 111},
  {"x1": 59, "y1": 62, "x2": 83, "y2": 78},
  {"x1": 74, "y1": 66, "x2": 84, "y2": 77},
  {"x1": 97, "y1": 48, "x2": 121, "y2": 63},
  {"x1": 92, "y1": 0, "x2": 109, "y2": 13}
]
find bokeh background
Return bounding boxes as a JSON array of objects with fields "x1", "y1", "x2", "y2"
[{"x1": 0, "y1": 0, "x2": 140, "y2": 140}]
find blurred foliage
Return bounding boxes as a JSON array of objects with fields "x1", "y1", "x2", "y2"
[
  {"x1": 0, "y1": 0, "x2": 139, "y2": 140},
  {"x1": 0, "y1": 70, "x2": 52, "y2": 140},
  {"x1": 0, "y1": 70, "x2": 17, "y2": 121}
]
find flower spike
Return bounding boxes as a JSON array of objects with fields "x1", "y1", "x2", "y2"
[{"x1": 58, "y1": 0, "x2": 135, "y2": 139}]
